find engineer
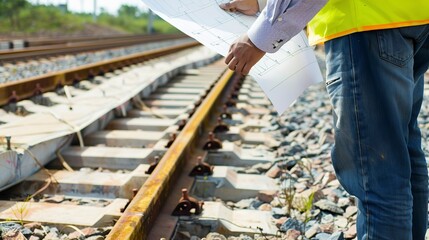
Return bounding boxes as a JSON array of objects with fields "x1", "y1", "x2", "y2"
[{"x1": 220, "y1": 0, "x2": 429, "y2": 239}]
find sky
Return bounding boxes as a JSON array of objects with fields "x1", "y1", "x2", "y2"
[{"x1": 28, "y1": 0, "x2": 148, "y2": 14}]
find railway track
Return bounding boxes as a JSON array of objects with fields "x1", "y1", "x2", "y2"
[
  {"x1": 0, "y1": 39, "x2": 369, "y2": 239},
  {"x1": 0, "y1": 33, "x2": 188, "y2": 64},
  {"x1": 0, "y1": 44, "x2": 225, "y2": 237},
  {"x1": 0, "y1": 41, "x2": 199, "y2": 106},
  {"x1": 1, "y1": 34, "x2": 163, "y2": 49},
  {"x1": 0, "y1": 64, "x2": 278, "y2": 239}
]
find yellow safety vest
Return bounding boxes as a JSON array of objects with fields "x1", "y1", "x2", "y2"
[{"x1": 308, "y1": 0, "x2": 429, "y2": 45}]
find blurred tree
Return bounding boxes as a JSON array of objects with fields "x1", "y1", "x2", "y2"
[
  {"x1": 117, "y1": 5, "x2": 140, "y2": 18},
  {"x1": 0, "y1": 0, "x2": 29, "y2": 28}
]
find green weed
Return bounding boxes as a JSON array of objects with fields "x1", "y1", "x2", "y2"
[{"x1": 10, "y1": 196, "x2": 32, "y2": 225}]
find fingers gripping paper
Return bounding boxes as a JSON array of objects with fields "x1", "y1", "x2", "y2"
[{"x1": 142, "y1": 0, "x2": 323, "y2": 114}]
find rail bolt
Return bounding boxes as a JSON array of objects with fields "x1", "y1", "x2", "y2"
[
  {"x1": 234, "y1": 82, "x2": 242, "y2": 91},
  {"x1": 213, "y1": 117, "x2": 229, "y2": 133},
  {"x1": 194, "y1": 99, "x2": 203, "y2": 108},
  {"x1": 203, "y1": 132, "x2": 222, "y2": 150},
  {"x1": 225, "y1": 97, "x2": 236, "y2": 107},
  {"x1": 203, "y1": 88, "x2": 211, "y2": 98},
  {"x1": 177, "y1": 119, "x2": 187, "y2": 131},
  {"x1": 171, "y1": 188, "x2": 204, "y2": 216},
  {"x1": 120, "y1": 188, "x2": 139, "y2": 213},
  {"x1": 165, "y1": 133, "x2": 177, "y2": 148},
  {"x1": 33, "y1": 83, "x2": 43, "y2": 96},
  {"x1": 189, "y1": 156, "x2": 214, "y2": 176},
  {"x1": 220, "y1": 105, "x2": 232, "y2": 120},
  {"x1": 231, "y1": 90, "x2": 239, "y2": 99},
  {"x1": 8, "y1": 90, "x2": 19, "y2": 104},
  {"x1": 145, "y1": 156, "x2": 160, "y2": 174},
  {"x1": 188, "y1": 108, "x2": 196, "y2": 118}
]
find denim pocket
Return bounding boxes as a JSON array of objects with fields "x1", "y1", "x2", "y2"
[
  {"x1": 326, "y1": 76, "x2": 340, "y2": 86},
  {"x1": 325, "y1": 75, "x2": 343, "y2": 128},
  {"x1": 326, "y1": 76, "x2": 342, "y2": 100},
  {"x1": 377, "y1": 29, "x2": 413, "y2": 67}
]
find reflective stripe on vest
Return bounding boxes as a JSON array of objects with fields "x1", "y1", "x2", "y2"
[{"x1": 308, "y1": 0, "x2": 429, "y2": 45}]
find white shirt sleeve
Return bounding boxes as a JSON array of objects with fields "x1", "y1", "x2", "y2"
[{"x1": 248, "y1": 0, "x2": 327, "y2": 53}]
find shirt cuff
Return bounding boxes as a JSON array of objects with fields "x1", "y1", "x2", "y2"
[{"x1": 247, "y1": 13, "x2": 291, "y2": 53}]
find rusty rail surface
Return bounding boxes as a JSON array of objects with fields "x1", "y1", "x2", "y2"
[
  {"x1": 0, "y1": 41, "x2": 200, "y2": 106},
  {"x1": 0, "y1": 33, "x2": 188, "y2": 63},
  {"x1": 106, "y1": 69, "x2": 237, "y2": 240}
]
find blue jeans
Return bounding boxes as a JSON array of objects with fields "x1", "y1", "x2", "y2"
[{"x1": 325, "y1": 25, "x2": 429, "y2": 240}]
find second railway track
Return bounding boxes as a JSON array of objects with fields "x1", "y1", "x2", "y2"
[{"x1": 0, "y1": 34, "x2": 188, "y2": 64}]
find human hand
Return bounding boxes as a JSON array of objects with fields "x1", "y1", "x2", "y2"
[
  {"x1": 219, "y1": 0, "x2": 259, "y2": 15},
  {"x1": 225, "y1": 34, "x2": 265, "y2": 75}
]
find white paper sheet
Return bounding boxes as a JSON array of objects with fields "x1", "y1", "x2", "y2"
[{"x1": 142, "y1": 0, "x2": 323, "y2": 114}]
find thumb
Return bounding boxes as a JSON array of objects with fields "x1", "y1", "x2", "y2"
[{"x1": 219, "y1": 1, "x2": 238, "y2": 12}]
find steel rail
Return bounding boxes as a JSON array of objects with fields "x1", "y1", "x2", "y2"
[
  {"x1": 106, "y1": 69, "x2": 236, "y2": 240},
  {"x1": 25, "y1": 34, "x2": 179, "y2": 47},
  {"x1": 1, "y1": 34, "x2": 185, "y2": 54},
  {"x1": 0, "y1": 41, "x2": 200, "y2": 106},
  {"x1": 0, "y1": 34, "x2": 188, "y2": 63}
]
